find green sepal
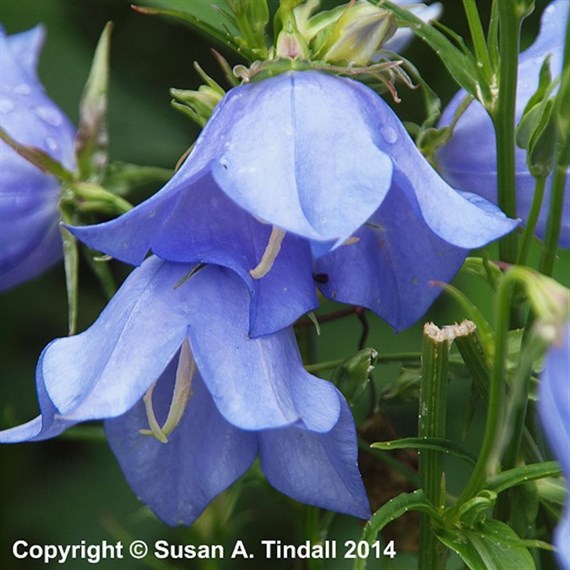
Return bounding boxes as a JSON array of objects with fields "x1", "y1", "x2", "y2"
[
  {"x1": 0, "y1": 127, "x2": 74, "y2": 183},
  {"x1": 331, "y1": 347, "x2": 378, "y2": 406},
  {"x1": 372, "y1": 437, "x2": 477, "y2": 466},
  {"x1": 225, "y1": 0, "x2": 269, "y2": 56},
  {"x1": 60, "y1": 224, "x2": 79, "y2": 336},
  {"x1": 75, "y1": 22, "x2": 112, "y2": 182}
]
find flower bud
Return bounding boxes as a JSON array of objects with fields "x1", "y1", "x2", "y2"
[{"x1": 313, "y1": 1, "x2": 397, "y2": 65}]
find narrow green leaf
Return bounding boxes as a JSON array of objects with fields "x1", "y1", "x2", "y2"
[
  {"x1": 354, "y1": 490, "x2": 437, "y2": 570},
  {"x1": 486, "y1": 461, "x2": 562, "y2": 495},
  {"x1": 436, "y1": 520, "x2": 536, "y2": 570},
  {"x1": 372, "y1": 437, "x2": 477, "y2": 465}
]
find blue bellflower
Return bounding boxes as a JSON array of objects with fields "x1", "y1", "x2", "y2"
[
  {"x1": 0, "y1": 257, "x2": 370, "y2": 525},
  {"x1": 539, "y1": 323, "x2": 570, "y2": 570},
  {"x1": 437, "y1": 0, "x2": 570, "y2": 246},
  {"x1": 0, "y1": 26, "x2": 76, "y2": 290},
  {"x1": 70, "y1": 70, "x2": 517, "y2": 336}
]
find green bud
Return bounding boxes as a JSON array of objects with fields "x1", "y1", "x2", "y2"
[{"x1": 312, "y1": 1, "x2": 397, "y2": 66}]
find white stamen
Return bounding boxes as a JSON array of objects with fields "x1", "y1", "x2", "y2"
[
  {"x1": 140, "y1": 339, "x2": 195, "y2": 443},
  {"x1": 249, "y1": 226, "x2": 286, "y2": 279}
]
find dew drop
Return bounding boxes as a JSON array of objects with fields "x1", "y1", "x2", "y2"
[
  {"x1": 35, "y1": 106, "x2": 62, "y2": 127},
  {"x1": 283, "y1": 124, "x2": 293, "y2": 135},
  {"x1": 0, "y1": 98, "x2": 15, "y2": 114},
  {"x1": 45, "y1": 137, "x2": 58, "y2": 152},
  {"x1": 14, "y1": 84, "x2": 31, "y2": 95},
  {"x1": 382, "y1": 125, "x2": 398, "y2": 144}
]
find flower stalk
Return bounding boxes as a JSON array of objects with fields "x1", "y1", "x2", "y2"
[{"x1": 418, "y1": 323, "x2": 452, "y2": 570}]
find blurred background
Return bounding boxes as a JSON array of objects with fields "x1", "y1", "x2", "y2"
[{"x1": 0, "y1": 1, "x2": 563, "y2": 569}]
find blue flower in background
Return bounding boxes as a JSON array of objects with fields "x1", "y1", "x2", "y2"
[
  {"x1": 382, "y1": 0, "x2": 442, "y2": 54},
  {"x1": 539, "y1": 322, "x2": 570, "y2": 570},
  {"x1": 0, "y1": 257, "x2": 370, "y2": 525},
  {"x1": 0, "y1": 26, "x2": 76, "y2": 290},
  {"x1": 71, "y1": 70, "x2": 517, "y2": 336},
  {"x1": 437, "y1": 0, "x2": 570, "y2": 247}
]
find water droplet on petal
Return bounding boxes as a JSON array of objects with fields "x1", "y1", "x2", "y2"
[
  {"x1": 381, "y1": 126, "x2": 398, "y2": 144},
  {"x1": 45, "y1": 137, "x2": 58, "y2": 152},
  {"x1": 14, "y1": 84, "x2": 31, "y2": 95},
  {"x1": 0, "y1": 98, "x2": 15, "y2": 114},
  {"x1": 283, "y1": 124, "x2": 293, "y2": 135},
  {"x1": 35, "y1": 106, "x2": 62, "y2": 127}
]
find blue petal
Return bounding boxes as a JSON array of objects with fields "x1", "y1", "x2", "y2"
[
  {"x1": 71, "y1": 172, "x2": 318, "y2": 336},
  {"x1": 539, "y1": 323, "x2": 570, "y2": 476},
  {"x1": 349, "y1": 81, "x2": 519, "y2": 248},
  {"x1": 259, "y1": 392, "x2": 371, "y2": 519},
  {"x1": 0, "y1": 350, "x2": 78, "y2": 443},
  {"x1": 539, "y1": 322, "x2": 570, "y2": 569},
  {"x1": 5, "y1": 25, "x2": 45, "y2": 80},
  {"x1": 42, "y1": 258, "x2": 195, "y2": 419},
  {"x1": 152, "y1": 173, "x2": 318, "y2": 336},
  {"x1": 382, "y1": 2, "x2": 442, "y2": 54},
  {"x1": 437, "y1": 0, "x2": 569, "y2": 246},
  {"x1": 184, "y1": 265, "x2": 340, "y2": 432},
  {"x1": 315, "y1": 172, "x2": 467, "y2": 330},
  {"x1": 0, "y1": 26, "x2": 76, "y2": 290},
  {"x1": 105, "y1": 361, "x2": 258, "y2": 526},
  {"x1": 554, "y1": 508, "x2": 570, "y2": 570},
  {"x1": 208, "y1": 71, "x2": 394, "y2": 250}
]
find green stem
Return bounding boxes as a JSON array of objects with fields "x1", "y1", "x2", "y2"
[
  {"x1": 304, "y1": 352, "x2": 424, "y2": 373},
  {"x1": 518, "y1": 176, "x2": 547, "y2": 265},
  {"x1": 418, "y1": 324, "x2": 450, "y2": 570},
  {"x1": 462, "y1": 0, "x2": 492, "y2": 79},
  {"x1": 494, "y1": 1, "x2": 524, "y2": 263}
]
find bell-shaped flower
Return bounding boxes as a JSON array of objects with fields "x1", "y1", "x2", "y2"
[
  {"x1": 0, "y1": 26, "x2": 76, "y2": 290},
  {"x1": 437, "y1": 0, "x2": 570, "y2": 246},
  {"x1": 0, "y1": 257, "x2": 370, "y2": 525},
  {"x1": 538, "y1": 322, "x2": 570, "y2": 570},
  {"x1": 70, "y1": 70, "x2": 517, "y2": 336}
]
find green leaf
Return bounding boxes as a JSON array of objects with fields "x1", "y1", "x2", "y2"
[
  {"x1": 436, "y1": 520, "x2": 536, "y2": 570},
  {"x1": 485, "y1": 462, "x2": 562, "y2": 495},
  {"x1": 331, "y1": 347, "x2": 378, "y2": 405},
  {"x1": 372, "y1": 437, "x2": 477, "y2": 465},
  {"x1": 134, "y1": 1, "x2": 257, "y2": 60},
  {"x1": 75, "y1": 22, "x2": 112, "y2": 182},
  {"x1": 509, "y1": 482, "x2": 539, "y2": 538},
  {"x1": 354, "y1": 490, "x2": 437, "y2": 570},
  {"x1": 379, "y1": 0, "x2": 483, "y2": 101}
]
